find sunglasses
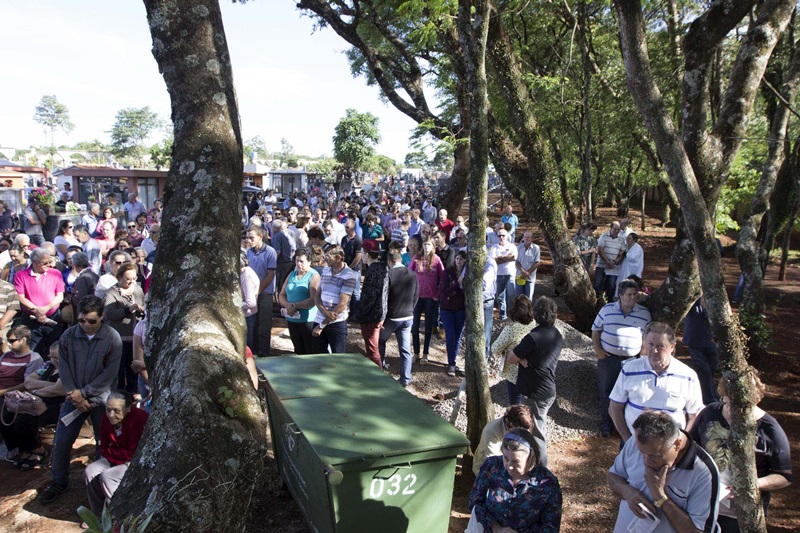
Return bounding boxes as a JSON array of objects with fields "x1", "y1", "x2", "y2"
[
  {"x1": 128, "y1": 225, "x2": 137, "y2": 229},
  {"x1": 6, "y1": 337, "x2": 20, "y2": 343},
  {"x1": 78, "y1": 318, "x2": 99, "y2": 325}
]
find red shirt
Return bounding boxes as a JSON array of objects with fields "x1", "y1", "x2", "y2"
[
  {"x1": 435, "y1": 218, "x2": 455, "y2": 237},
  {"x1": 100, "y1": 406, "x2": 149, "y2": 466}
]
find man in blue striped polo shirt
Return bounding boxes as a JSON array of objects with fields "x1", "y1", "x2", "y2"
[{"x1": 592, "y1": 279, "x2": 651, "y2": 437}]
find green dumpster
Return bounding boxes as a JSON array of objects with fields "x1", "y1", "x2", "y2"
[{"x1": 258, "y1": 354, "x2": 470, "y2": 533}]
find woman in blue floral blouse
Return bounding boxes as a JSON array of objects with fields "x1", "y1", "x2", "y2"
[{"x1": 468, "y1": 428, "x2": 562, "y2": 533}]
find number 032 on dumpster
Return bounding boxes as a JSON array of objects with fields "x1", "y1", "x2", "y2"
[{"x1": 369, "y1": 473, "x2": 418, "y2": 498}]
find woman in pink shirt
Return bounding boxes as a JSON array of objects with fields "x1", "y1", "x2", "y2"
[{"x1": 410, "y1": 238, "x2": 444, "y2": 364}]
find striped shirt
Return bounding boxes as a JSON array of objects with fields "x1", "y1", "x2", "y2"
[
  {"x1": 609, "y1": 356, "x2": 704, "y2": 435},
  {"x1": 592, "y1": 301, "x2": 651, "y2": 357},
  {"x1": 596, "y1": 232, "x2": 627, "y2": 275},
  {"x1": 0, "y1": 350, "x2": 43, "y2": 390},
  {"x1": 314, "y1": 265, "x2": 357, "y2": 324},
  {"x1": 0, "y1": 279, "x2": 20, "y2": 318}
]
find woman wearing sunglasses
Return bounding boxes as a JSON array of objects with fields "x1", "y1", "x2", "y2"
[{"x1": 54, "y1": 220, "x2": 80, "y2": 262}]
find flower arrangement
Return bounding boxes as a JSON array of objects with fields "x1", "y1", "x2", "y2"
[
  {"x1": 29, "y1": 187, "x2": 56, "y2": 206},
  {"x1": 66, "y1": 201, "x2": 82, "y2": 214}
]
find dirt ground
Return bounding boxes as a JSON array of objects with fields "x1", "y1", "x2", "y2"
[{"x1": 1, "y1": 202, "x2": 798, "y2": 532}]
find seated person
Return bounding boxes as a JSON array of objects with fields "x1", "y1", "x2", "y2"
[
  {"x1": 469, "y1": 428, "x2": 562, "y2": 532},
  {"x1": 15, "y1": 342, "x2": 65, "y2": 469},
  {"x1": 690, "y1": 370, "x2": 792, "y2": 532},
  {"x1": 0, "y1": 325, "x2": 44, "y2": 464},
  {"x1": 472, "y1": 404, "x2": 534, "y2": 476},
  {"x1": 84, "y1": 390, "x2": 148, "y2": 517}
]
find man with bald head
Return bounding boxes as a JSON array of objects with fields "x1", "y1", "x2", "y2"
[
  {"x1": 14, "y1": 247, "x2": 64, "y2": 354},
  {"x1": 595, "y1": 221, "x2": 626, "y2": 302}
]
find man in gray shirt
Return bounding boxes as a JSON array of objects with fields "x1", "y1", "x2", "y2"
[{"x1": 39, "y1": 295, "x2": 122, "y2": 504}]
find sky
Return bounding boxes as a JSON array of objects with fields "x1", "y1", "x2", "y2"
[{"x1": 0, "y1": 1, "x2": 427, "y2": 163}]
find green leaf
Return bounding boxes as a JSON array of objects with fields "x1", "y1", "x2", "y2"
[
  {"x1": 102, "y1": 504, "x2": 113, "y2": 532},
  {"x1": 223, "y1": 389, "x2": 233, "y2": 399},
  {"x1": 76, "y1": 506, "x2": 103, "y2": 532},
  {"x1": 225, "y1": 406, "x2": 235, "y2": 417}
]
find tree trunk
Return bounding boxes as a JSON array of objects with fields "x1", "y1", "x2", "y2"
[
  {"x1": 547, "y1": 130, "x2": 575, "y2": 224},
  {"x1": 579, "y1": 0, "x2": 593, "y2": 227},
  {"x1": 457, "y1": 0, "x2": 493, "y2": 452},
  {"x1": 737, "y1": 34, "x2": 800, "y2": 357},
  {"x1": 778, "y1": 216, "x2": 794, "y2": 281},
  {"x1": 765, "y1": 135, "x2": 800, "y2": 255},
  {"x1": 438, "y1": 139, "x2": 471, "y2": 217},
  {"x1": 486, "y1": 10, "x2": 597, "y2": 331},
  {"x1": 110, "y1": 2, "x2": 266, "y2": 530},
  {"x1": 614, "y1": 2, "x2": 794, "y2": 530}
]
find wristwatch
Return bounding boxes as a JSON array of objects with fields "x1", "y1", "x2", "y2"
[{"x1": 654, "y1": 495, "x2": 668, "y2": 508}]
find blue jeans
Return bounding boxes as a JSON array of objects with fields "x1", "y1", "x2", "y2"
[
  {"x1": 412, "y1": 297, "x2": 437, "y2": 355},
  {"x1": 597, "y1": 272, "x2": 618, "y2": 302},
  {"x1": 311, "y1": 320, "x2": 348, "y2": 354},
  {"x1": 689, "y1": 346, "x2": 719, "y2": 404},
  {"x1": 483, "y1": 302, "x2": 494, "y2": 359},
  {"x1": 506, "y1": 380, "x2": 525, "y2": 406},
  {"x1": 515, "y1": 279, "x2": 535, "y2": 300},
  {"x1": 597, "y1": 355, "x2": 625, "y2": 428},
  {"x1": 440, "y1": 308, "x2": 465, "y2": 366},
  {"x1": 593, "y1": 266, "x2": 606, "y2": 292},
  {"x1": 495, "y1": 274, "x2": 513, "y2": 319},
  {"x1": 380, "y1": 319, "x2": 413, "y2": 385},
  {"x1": 51, "y1": 400, "x2": 104, "y2": 487}
]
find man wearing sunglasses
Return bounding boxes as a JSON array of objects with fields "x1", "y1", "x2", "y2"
[
  {"x1": 125, "y1": 222, "x2": 144, "y2": 248},
  {"x1": 40, "y1": 295, "x2": 122, "y2": 505}
]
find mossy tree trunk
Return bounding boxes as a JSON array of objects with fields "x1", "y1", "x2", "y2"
[
  {"x1": 457, "y1": 0, "x2": 493, "y2": 452},
  {"x1": 738, "y1": 34, "x2": 800, "y2": 356},
  {"x1": 109, "y1": 1, "x2": 267, "y2": 530},
  {"x1": 486, "y1": 9, "x2": 597, "y2": 331}
]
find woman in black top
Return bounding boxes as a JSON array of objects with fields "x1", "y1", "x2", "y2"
[
  {"x1": 507, "y1": 296, "x2": 563, "y2": 468},
  {"x1": 690, "y1": 370, "x2": 792, "y2": 532},
  {"x1": 351, "y1": 241, "x2": 388, "y2": 367}
]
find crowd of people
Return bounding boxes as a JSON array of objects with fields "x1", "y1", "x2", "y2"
[
  {"x1": 238, "y1": 184, "x2": 790, "y2": 532},
  {"x1": 0, "y1": 189, "x2": 157, "y2": 518},
  {"x1": 0, "y1": 179, "x2": 791, "y2": 531}
]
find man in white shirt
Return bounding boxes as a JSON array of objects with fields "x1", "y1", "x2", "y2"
[
  {"x1": 489, "y1": 228, "x2": 517, "y2": 321},
  {"x1": 123, "y1": 193, "x2": 147, "y2": 223},
  {"x1": 595, "y1": 221, "x2": 626, "y2": 302},
  {"x1": 515, "y1": 230, "x2": 540, "y2": 300}
]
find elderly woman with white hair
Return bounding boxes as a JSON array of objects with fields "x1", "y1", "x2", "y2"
[{"x1": 468, "y1": 428, "x2": 562, "y2": 533}]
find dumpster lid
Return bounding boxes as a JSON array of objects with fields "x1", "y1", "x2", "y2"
[
  {"x1": 257, "y1": 353, "x2": 395, "y2": 400},
  {"x1": 279, "y1": 393, "x2": 470, "y2": 467}
]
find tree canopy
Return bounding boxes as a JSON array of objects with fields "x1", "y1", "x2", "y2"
[
  {"x1": 109, "y1": 106, "x2": 163, "y2": 165},
  {"x1": 332, "y1": 108, "x2": 381, "y2": 175}
]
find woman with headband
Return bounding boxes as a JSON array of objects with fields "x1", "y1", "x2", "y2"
[{"x1": 468, "y1": 428, "x2": 562, "y2": 532}]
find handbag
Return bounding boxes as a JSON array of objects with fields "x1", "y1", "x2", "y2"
[{"x1": 1, "y1": 390, "x2": 47, "y2": 425}]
